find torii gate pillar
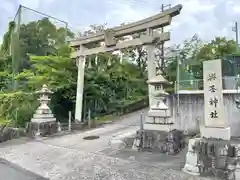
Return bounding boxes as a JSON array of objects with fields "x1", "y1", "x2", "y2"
[
  {"x1": 75, "y1": 54, "x2": 86, "y2": 122},
  {"x1": 146, "y1": 28, "x2": 156, "y2": 107}
]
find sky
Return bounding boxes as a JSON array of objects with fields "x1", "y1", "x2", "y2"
[{"x1": 0, "y1": 0, "x2": 240, "y2": 45}]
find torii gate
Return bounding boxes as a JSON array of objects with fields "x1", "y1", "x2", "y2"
[{"x1": 70, "y1": 4, "x2": 182, "y2": 122}]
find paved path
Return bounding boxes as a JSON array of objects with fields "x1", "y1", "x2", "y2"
[
  {"x1": 0, "y1": 109, "x2": 215, "y2": 180},
  {"x1": 0, "y1": 158, "x2": 48, "y2": 180}
]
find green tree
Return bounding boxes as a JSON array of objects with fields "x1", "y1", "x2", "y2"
[
  {"x1": 197, "y1": 37, "x2": 237, "y2": 60},
  {"x1": 0, "y1": 21, "x2": 15, "y2": 54},
  {"x1": 193, "y1": 37, "x2": 239, "y2": 79},
  {"x1": 16, "y1": 45, "x2": 77, "y2": 120},
  {"x1": 165, "y1": 34, "x2": 203, "y2": 83}
]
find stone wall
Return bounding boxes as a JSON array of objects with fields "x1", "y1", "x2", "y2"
[
  {"x1": 168, "y1": 93, "x2": 240, "y2": 137},
  {"x1": 0, "y1": 125, "x2": 26, "y2": 142}
]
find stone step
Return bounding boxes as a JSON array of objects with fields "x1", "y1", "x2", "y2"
[
  {"x1": 144, "y1": 123, "x2": 174, "y2": 132},
  {"x1": 33, "y1": 114, "x2": 54, "y2": 118}
]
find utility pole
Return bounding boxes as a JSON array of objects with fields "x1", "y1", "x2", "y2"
[
  {"x1": 232, "y1": 21, "x2": 239, "y2": 49},
  {"x1": 160, "y1": 4, "x2": 171, "y2": 70}
]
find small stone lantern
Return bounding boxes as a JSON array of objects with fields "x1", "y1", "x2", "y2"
[
  {"x1": 28, "y1": 84, "x2": 58, "y2": 136},
  {"x1": 31, "y1": 84, "x2": 56, "y2": 123},
  {"x1": 146, "y1": 74, "x2": 173, "y2": 126}
]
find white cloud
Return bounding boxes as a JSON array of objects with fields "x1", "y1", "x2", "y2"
[
  {"x1": 233, "y1": 5, "x2": 240, "y2": 14},
  {"x1": 104, "y1": 1, "x2": 154, "y2": 26},
  {"x1": 179, "y1": 0, "x2": 215, "y2": 14}
]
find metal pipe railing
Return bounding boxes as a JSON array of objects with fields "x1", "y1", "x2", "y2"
[{"x1": 177, "y1": 76, "x2": 240, "y2": 91}]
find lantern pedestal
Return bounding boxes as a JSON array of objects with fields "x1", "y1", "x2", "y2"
[{"x1": 26, "y1": 121, "x2": 58, "y2": 137}]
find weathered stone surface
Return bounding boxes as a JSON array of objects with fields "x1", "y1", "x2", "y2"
[
  {"x1": 203, "y1": 59, "x2": 225, "y2": 128},
  {"x1": 0, "y1": 126, "x2": 26, "y2": 143},
  {"x1": 26, "y1": 122, "x2": 58, "y2": 137},
  {"x1": 200, "y1": 126, "x2": 231, "y2": 140},
  {"x1": 133, "y1": 129, "x2": 185, "y2": 154},
  {"x1": 182, "y1": 138, "x2": 201, "y2": 176}
]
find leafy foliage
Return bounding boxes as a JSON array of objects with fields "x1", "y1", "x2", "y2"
[
  {"x1": 0, "y1": 91, "x2": 37, "y2": 127},
  {"x1": 165, "y1": 35, "x2": 240, "y2": 82}
]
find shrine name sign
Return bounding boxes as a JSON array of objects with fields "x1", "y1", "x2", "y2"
[{"x1": 203, "y1": 59, "x2": 226, "y2": 128}]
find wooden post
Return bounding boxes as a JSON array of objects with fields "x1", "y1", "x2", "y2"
[
  {"x1": 88, "y1": 108, "x2": 91, "y2": 128},
  {"x1": 140, "y1": 112, "x2": 144, "y2": 130}
]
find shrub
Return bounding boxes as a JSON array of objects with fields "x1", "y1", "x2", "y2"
[{"x1": 0, "y1": 91, "x2": 38, "y2": 127}]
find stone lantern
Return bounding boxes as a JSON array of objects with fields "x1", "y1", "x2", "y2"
[
  {"x1": 145, "y1": 73, "x2": 174, "y2": 131},
  {"x1": 31, "y1": 84, "x2": 56, "y2": 123},
  {"x1": 28, "y1": 84, "x2": 58, "y2": 136},
  {"x1": 132, "y1": 73, "x2": 176, "y2": 151}
]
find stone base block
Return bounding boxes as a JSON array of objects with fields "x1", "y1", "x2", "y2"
[
  {"x1": 133, "y1": 129, "x2": 168, "y2": 151},
  {"x1": 144, "y1": 123, "x2": 173, "y2": 132},
  {"x1": 148, "y1": 109, "x2": 171, "y2": 117},
  {"x1": 0, "y1": 126, "x2": 26, "y2": 143},
  {"x1": 26, "y1": 121, "x2": 58, "y2": 137},
  {"x1": 132, "y1": 129, "x2": 184, "y2": 154},
  {"x1": 145, "y1": 116, "x2": 174, "y2": 125},
  {"x1": 200, "y1": 126, "x2": 231, "y2": 140}
]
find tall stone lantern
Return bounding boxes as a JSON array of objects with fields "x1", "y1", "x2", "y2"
[
  {"x1": 145, "y1": 74, "x2": 174, "y2": 131},
  {"x1": 28, "y1": 84, "x2": 58, "y2": 136}
]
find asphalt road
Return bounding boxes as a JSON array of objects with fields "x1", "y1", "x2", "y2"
[{"x1": 0, "y1": 158, "x2": 48, "y2": 180}]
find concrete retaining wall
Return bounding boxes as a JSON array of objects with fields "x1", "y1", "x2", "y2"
[{"x1": 168, "y1": 93, "x2": 240, "y2": 137}]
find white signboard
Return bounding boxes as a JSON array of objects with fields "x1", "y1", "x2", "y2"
[{"x1": 203, "y1": 59, "x2": 225, "y2": 128}]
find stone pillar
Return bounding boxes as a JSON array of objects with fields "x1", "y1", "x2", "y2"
[
  {"x1": 200, "y1": 59, "x2": 230, "y2": 140},
  {"x1": 75, "y1": 53, "x2": 86, "y2": 122}
]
